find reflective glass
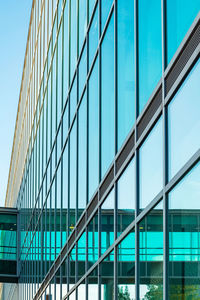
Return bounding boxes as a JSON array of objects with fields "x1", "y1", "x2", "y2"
[
  {"x1": 70, "y1": 76, "x2": 77, "y2": 126},
  {"x1": 117, "y1": 159, "x2": 135, "y2": 237},
  {"x1": 101, "y1": 251, "x2": 114, "y2": 300},
  {"x1": 117, "y1": 232, "x2": 135, "y2": 299},
  {"x1": 70, "y1": 0, "x2": 77, "y2": 82},
  {"x1": 140, "y1": 118, "x2": 163, "y2": 209},
  {"x1": 88, "y1": 213, "x2": 98, "y2": 269},
  {"x1": 167, "y1": 0, "x2": 200, "y2": 65},
  {"x1": 79, "y1": 0, "x2": 87, "y2": 54},
  {"x1": 88, "y1": 57, "x2": 99, "y2": 201},
  {"x1": 101, "y1": 190, "x2": 114, "y2": 255},
  {"x1": 89, "y1": 0, "x2": 96, "y2": 21},
  {"x1": 78, "y1": 93, "x2": 87, "y2": 218},
  {"x1": 138, "y1": 0, "x2": 162, "y2": 113},
  {"x1": 57, "y1": 26, "x2": 62, "y2": 121},
  {"x1": 69, "y1": 121, "x2": 77, "y2": 234},
  {"x1": 63, "y1": 102, "x2": 69, "y2": 145},
  {"x1": 117, "y1": 0, "x2": 135, "y2": 150},
  {"x1": 168, "y1": 60, "x2": 200, "y2": 179},
  {"x1": 88, "y1": 267, "x2": 98, "y2": 300},
  {"x1": 101, "y1": 14, "x2": 114, "y2": 178},
  {"x1": 169, "y1": 162, "x2": 200, "y2": 299},
  {"x1": 63, "y1": 0, "x2": 69, "y2": 103},
  {"x1": 77, "y1": 281, "x2": 86, "y2": 300},
  {"x1": 78, "y1": 45, "x2": 87, "y2": 100},
  {"x1": 89, "y1": 5, "x2": 99, "y2": 69},
  {"x1": 77, "y1": 232, "x2": 86, "y2": 279},
  {"x1": 101, "y1": 0, "x2": 113, "y2": 32},
  {"x1": 139, "y1": 201, "x2": 163, "y2": 299},
  {"x1": 52, "y1": 53, "x2": 57, "y2": 142}
]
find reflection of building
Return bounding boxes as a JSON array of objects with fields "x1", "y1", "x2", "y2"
[{"x1": 2, "y1": 0, "x2": 200, "y2": 299}]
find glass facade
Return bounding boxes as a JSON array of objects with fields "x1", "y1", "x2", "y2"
[{"x1": 2, "y1": 0, "x2": 200, "y2": 300}]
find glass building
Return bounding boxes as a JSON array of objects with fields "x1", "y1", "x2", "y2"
[{"x1": 1, "y1": 0, "x2": 200, "y2": 299}]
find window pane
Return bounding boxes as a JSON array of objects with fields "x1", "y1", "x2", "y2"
[
  {"x1": 140, "y1": 118, "x2": 163, "y2": 209},
  {"x1": 63, "y1": 0, "x2": 69, "y2": 104},
  {"x1": 169, "y1": 162, "x2": 200, "y2": 298},
  {"x1": 101, "y1": 251, "x2": 114, "y2": 300},
  {"x1": 117, "y1": 159, "x2": 135, "y2": 237},
  {"x1": 89, "y1": 5, "x2": 99, "y2": 69},
  {"x1": 139, "y1": 201, "x2": 163, "y2": 299},
  {"x1": 138, "y1": 0, "x2": 162, "y2": 113},
  {"x1": 69, "y1": 121, "x2": 77, "y2": 235},
  {"x1": 168, "y1": 60, "x2": 200, "y2": 179},
  {"x1": 88, "y1": 57, "x2": 99, "y2": 201},
  {"x1": 89, "y1": 0, "x2": 96, "y2": 21},
  {"x1": 79, "y1": 0, "x2": 87, "y2": 54},
  {"x1": 78, "y1": 93, "x2": 87, "y2": 218},
  {"x1": 78, "y1": 45, "x2": 87, "y2": 100},
  {"x1": 101, "y1": 190, "x2": 114, "y2": 255},
  {"x1": 167, "y1": 0, "x2": 200, "y2": 65},
  {"x1": 117, "y1": 0, "x2": 135, "y2": 150},
  {"x1": 88, "y1": 267, "x2": 98, "y2": 300},
  {"x1": 70, "y1": 0, "x2": 77, "y2": 82},
  {"x1": 101, "y1": 14, "x2": 114, "y2": 178},
  {"x1": 101, "y1": 0, "x2": 113, "y2": 32},
  {"x1": 70, "y1": 76, "x2": 77, "y2": 126},
  {"x1": 88, "y1": 213, "x2": 98, "y2": 269},
  {"x1": 117, "y1": 232, "x2": 135, "y2": 299}
]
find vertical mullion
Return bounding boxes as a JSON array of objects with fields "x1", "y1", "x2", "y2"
[
  {"x1": 162, "y1": 0, "x2": 169, "y2": 300},
  {"x1": 134, "y1": 0, "x2": 140, "y2": 299}
]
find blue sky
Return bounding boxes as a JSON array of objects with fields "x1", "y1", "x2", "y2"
[{"x1": 0, "y1": 1, "x2": 32, "y2": 206}]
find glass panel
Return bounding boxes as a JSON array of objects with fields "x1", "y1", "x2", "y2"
[
  {"x1": 117, "y1": 0, "x2": 135, "y2": 150},
  {"x1": 88, "y1": 213, "x2": 98, "y2": 269},
  {"x1": 57, "y1": 26, "x2": 62, "y2": 121},
  {"x1": 63, "y1": 102, "x2": 69, "y2": 146},
  {"x1": 70, "y1": 0, "x2": 77, "y2": 82},
  {"x1": 139, "y1": 201, "x2": 163, "y2": 299},
  {"x1": 62, "y1": 143, "x2": 68, "y2": 244},
  {"x1": 89, "y1": 5, "x2": 99, "y2": 69},
  {"x1": 79, "y1": 0, "x2": 87, "y2": 54},
  {"x1": 101, "y1": 190, "x2": 114, "y2": 255},
  {"x1": 69, "y1": 121, "x2": 77, "y2": 234},
  {"x1": 167, "y1": 0, "x2": 200, "y2": 65},
  {"x1": 89, "y1": 0, "x2": 96, "y2": 21},
  {"x1": 77, "y1": 231, "x2": 86, "y2": 279},
  {"x1": 88, "y1": 57, "x2": 99, "y2": 200},
  {"x1": 77, "y1": 281, "x2": 86, "y2": 300},
  {"x1": 70, "y1": 76, "x2": 77, "y2": 126},
  {"x1": 168, "y1": 60, "x2": 200, "y2": 179},
  {"x1": 101, "y1": 0, "x2": 113, "y2": 32},
  {"x1": 138, "y1": 0, "x2": 162, "y2": 113},
  {"x1": 140, "y1": 118, "x2": 163, "y2": 209},
  {"x1": 117, "y1": 159, "x2": 135, "y2": 237},
  {"x1": 78, "y1": 93, "x2": 87, "y2": 218},
  {"x1": 169, "y1": 162, "x2": 200, "y2": 299},
  {"x1": 117, "y1": 232, "x2": 135, "y2": 300},
  {"x1": 101, "y1": 251, "x2": 114, "y2": 300},
  {"x1": 88, "y1": 267, "x2": 98, "y2": 300},
  {"x1": 78, "y1": 45, "x2": 87, "y2": 100},
  {"x1": 61, "y1": 261, "x2": 68, "y2": 299},
  {"x1": 101, "y1": 14, "x2": 114, "y2": 178},
  {"x1": 69, "y1": 245, "x2": 76, "y2": 289},
  {"x1": 63, "y1": 0, "x2": 69, "y2": 104}
]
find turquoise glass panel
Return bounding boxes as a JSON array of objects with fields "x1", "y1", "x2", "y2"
[
  {"x1": 63, "y1": 0, "x2": 69, "y2": 104},
  {"x1": 139, "y1": 201, "x2": 163, "y2": 299},
  {"x1": 169, "y1": 162, "x2": 200, "y2": 298},
  {"x1": 79, "y1": 0, "x2": 87, "y2": 54},
  {"x1": 167, "y1": 0, "x2": 200, "y2": 65},
  {"x1": 101, "y1": 0, "x2": 113, "y2": 32},
  {"x1": 69, "y1": 120, "x2": 77, "y2": 234},
  {"x1": 52, "y1": 52, "x2": 57, "y2": 142},
  {"x1": 140, "y1": 118, "x2": 163, "y2": 209},
  {"x1": 138, "y1": 0, "x2": 162, "y2": 113},
  {"x1": 89, "y1": 0, "x2": 96, "y2": 21},
  {"x1": 101, "y1": 189, "x2": 114, "y2": 255},
  {"x1": 101, "y1": 14, "x2": 114, "y2": 179},
  {"x1": 78, "y1": 45, "x2": 87, "y2": 100},
  {"x1": 88, "y1": 214, "x2": 98, "y2": 268},
  {"x1": 62, "y1": 142, "x2": 68, "y2": 242},
  {"x1": 117, "y1": 158, "x2": 135, "y2": 236},
  {"x1": 70, "y1": 0, "x2": 77, "y2": 82},
  {"x1": 117, "y1": 0, "x2": 135, "y2": 150},
  {"x1": 57, "y1": 26, "x2": 62, "y2": 122},
  {"x1": 168, "y1": 59, "x2": 200, "y2": 179},
  {"x1": 89, "y1": 5, "x2": 99, "y2": 69},
  {"x1": 70, "y1": 76, "x2": 77, "y2": 126},
  {"x1": 88, "y1": 57, "x2": 99, "y2": 201},
  {"x1": 78, "y1": 93, "x2": 87, "y2": 218}
]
